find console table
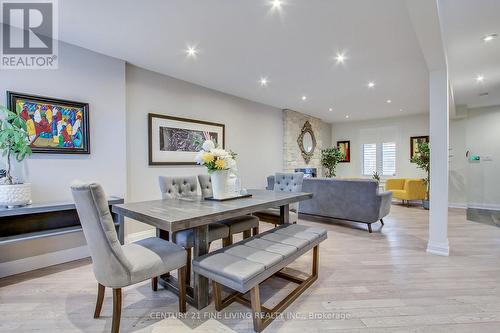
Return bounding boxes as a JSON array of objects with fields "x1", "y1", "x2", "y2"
[{"x1": 0, "y1": 197, "x2": 125, "y2": 246}]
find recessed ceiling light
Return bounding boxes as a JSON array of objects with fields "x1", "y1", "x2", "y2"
[
  {"x1": 329, "y1": 107, "x2": 333, "y2": 112},
  {"x1": 186, "y1": 46, "x2": 198, "y2": 57},
  {"x1": 367, "y1": 81, "x2": 375, "y2": 88},
  {"x1": 476, "y1": 75, "x2": 485, "y2": 83},
  {"x1": 259, "y1": 77, "x2": 269, "y2": 87},
  {"x1": 335, "y1": 51, "x2": 347, "y2": 64},
  {"x1": 271, "y1": 0, "x2": 282, "y2": 9},
  {"x1": 482, "y1": 33, "x2": 497, "y2": 42},
  {"x1": 345, "y1": 115, "x2": 349, "y2": 119},
  {"x1": 301, "y1": 95, "x2": 307, "y2": 101},
  {"x1": 386, "y1": 99, "x2": 392, "y2": 103}
]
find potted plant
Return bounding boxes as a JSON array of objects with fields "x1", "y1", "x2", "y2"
[
  {"x1": 195, "y1": 140, "x2": 237, "y2": 199},
  {"x1": 0, "y1": 105, "x2": 32, "y2": 207},
  {"x1": 372, "y1": 171, "x2": 380, "y2": 183},
  {"x1": 321, "y1": 147, "x2": 345, "y2": 178},
  {"x1": 411, "y1": 141, "x2": 430, "y2": 209}
]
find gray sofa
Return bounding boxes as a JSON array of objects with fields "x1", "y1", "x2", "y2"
[{"x1": 267, "y1": 176, "x2": 392, "y2": 232}]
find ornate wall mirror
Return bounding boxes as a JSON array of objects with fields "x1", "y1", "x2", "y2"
[{"x1": 297, "y1": 121, "x2": 317, "y2": 164}]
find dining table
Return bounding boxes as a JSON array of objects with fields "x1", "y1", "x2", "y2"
[{"x1": 111, "y1": 189, "x2": 313, "y2": 310}]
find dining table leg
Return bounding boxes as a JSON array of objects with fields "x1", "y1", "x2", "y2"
[
  {"x1": 193, "y1": 224, "x2": 210, "y2": 310},
  {"x1": 280, "y1": 204, "x2": 290, "y2": 224}
]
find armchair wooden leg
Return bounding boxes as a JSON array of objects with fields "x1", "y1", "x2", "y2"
[
  {"x1": 112, "y1": 288, "x2": 122, "y2": 333},
  {"x1": 94, "y1": 283, "x2": 105, "y2": 319},
  {"x1": 252, "y1": 226, "x2": 260, "y2": 236},
  {"x1": 185, "y1": 248, "x2": 192, "y2": 287},
  {"x1": 250, "y1": 285, "x2": 264, "y2": 332},
  {"x1": 151, "y1": 277, "x2": 158, "y2": 291},
  {"x1": 368, "y1": 224, "x2": 372, "y2": 233},
  {"x1": 178, "y1": 266, "x2": 187, "y2": 313},
  {"x1": 380, "y1": 219, "x2": 384, "y2": 226}
]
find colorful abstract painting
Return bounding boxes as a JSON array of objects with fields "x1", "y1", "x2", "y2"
[
  {"x1": 8, "y1": 92, "x2": 90, "y2": 154},
  {"x1": 337, "y1": 140, "x2": 350, "y2": 163},
  {"x1": 148, "y1": 113, "x2": 225, "y2": 165}
]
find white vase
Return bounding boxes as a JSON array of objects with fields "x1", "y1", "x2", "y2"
[
  {"x1": 210, "y1": 170, "x2": 229, "y2": 199},
  {"x1": 0, "y1": 183, "x2": 32, "y2": 207}
]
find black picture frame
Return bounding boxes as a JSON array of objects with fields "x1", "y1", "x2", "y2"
[
  {"x1": 7, "y1": 91, "x2": 90, "y2": 154},
  {"x1": 410, "y1": 135, "x2": 429, "y2": 161},
  {"x1": 337, "y1": 140, "x2": 350, "y2": 163},
  {"x1": 148, "y1": 113, "x2": 225, "y2": 166}
]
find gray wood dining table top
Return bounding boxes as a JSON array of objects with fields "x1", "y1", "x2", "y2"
[{"x1": 111, "y1": 189, "x2": 312, "y2": 232}]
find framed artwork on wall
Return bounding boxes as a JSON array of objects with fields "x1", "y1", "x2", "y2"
[
  {"x1": 410, "y1": 135, "x2": 429, "y2": 161},
  {"x1": 7, "y1": 91, "x2": 90, "y2": 154},
  {"x1": 337, "y1": 140, "x2": 350, "y2": 163},
  {"x1": 148, "y1": 113, "x2": 225, "y2": 165}
]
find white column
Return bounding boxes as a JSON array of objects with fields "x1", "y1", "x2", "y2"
[{"x1": 427, "y1": 68, "x2": 449, "y2": 256}]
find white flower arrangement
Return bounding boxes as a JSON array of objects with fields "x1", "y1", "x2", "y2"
[{"x1": 195, "y1": 139, "x2": 237, "y2": 172}]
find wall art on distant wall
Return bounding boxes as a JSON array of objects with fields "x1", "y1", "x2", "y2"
[
  {"x1": 410, "y1": 135, "x2": 429, "y2": 161},
  {"x1": 337, "y1": 140, "x2": 350, "y2": 163},
  {"x1": 148, "y1": 113, "x2": 225, "y2": 165},
  {"x1": 7, "y1": 91, "x2": 90, "y2": 154}
]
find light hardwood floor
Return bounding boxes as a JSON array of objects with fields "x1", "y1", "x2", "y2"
[{"x1": 2, "y1": 204, "x2": 500, "y2": 332}]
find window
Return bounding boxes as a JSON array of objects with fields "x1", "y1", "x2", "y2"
[
  {"x1": 362, "y1": 143, "x2": 377, "y2": 176},
  {"x1": 362, "y1": 142, "x2": 396, "y2": 176}
]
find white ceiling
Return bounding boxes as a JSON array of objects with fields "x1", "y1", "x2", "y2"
[
  {"x1": 440, "y1": 0, "x2": 500, "y2": 109},
  {"x1": 52, "y1": 0, "x2": 430, "y2": 123}
]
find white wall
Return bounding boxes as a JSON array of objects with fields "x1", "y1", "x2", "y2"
[
  {"x1": 0, "y1": 41, "x2": 127, "y2": 275},
  {"x1": 331, "y1": 114, "x2": 429, "y2": 179},
  {"x1": 449, "y1": 105, "x2": 500, "y2": 209},
  {"x1": 126, "y1": 65, "x2": 283, "y2": 234},
  {"x1": 0, "y1": 42, "x2": 127, "y2": 201}
]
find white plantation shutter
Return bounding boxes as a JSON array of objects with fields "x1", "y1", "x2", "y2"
[
  {"x1": 363, "y1": 143, "x2": 377, "y2": 176},
  {"x1": 382, "y1": 142, "x2": 396, "y2": 176},
  {"x1": 362, "y1": 142, "x2": 397, "y2": 176}
]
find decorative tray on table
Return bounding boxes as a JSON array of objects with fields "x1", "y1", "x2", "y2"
[{"x1": 204, "y1": 193, "x2": 252, "y2": 201}]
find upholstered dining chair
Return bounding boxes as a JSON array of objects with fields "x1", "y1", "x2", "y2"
[
  {"x1": 71, "y1": 181, "x2": 187, "y2": 333},
  {"x1": 158, "y1": 175, "x2": 229, "y2": 285},
  {"x1": 198, "y1": 174, "x2": 260, "y2": 246},
  {"x1": 254, "y1": 172, "x2": 304, "y2": 225}
]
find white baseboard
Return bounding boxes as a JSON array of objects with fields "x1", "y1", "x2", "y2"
[
  {"x1": 0, "y1": 245, "x2": 89, "y2": 278},
  {"x1": 125, "y1": 229, "x2": 156, "y2": 243},
  {"x1": 427, "y1": 240, "x2": 450, "y2": 256},
  {"x1": 449, "y1": 202, "x2": 467, "y2": 209},
  {"x1": 466, "y1": 203, "x2": 500, "y2": 211}
]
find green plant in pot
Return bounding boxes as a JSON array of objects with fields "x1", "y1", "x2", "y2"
[
  {"x1": 411, "y1": 141, "x2": 430, "y2": 209},
  {"x1": 321, "y1": 147, "x2": 344, "y2": 178},
  {"x1": 0, "y1": 105, "x2": 32, "y2": 207}
]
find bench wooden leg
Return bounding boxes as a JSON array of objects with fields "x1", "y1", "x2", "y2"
[
  {"x1": 223, "y1": 236, "x2": 233, "y2": 247},
  {"x1": 252, "y1": 226, "x2": 260, "y2": 236},
  {"x1": 178, "y1": 266, "x2": 187, "y2": 313},
  {"x1": 94, "y1": 283, "x2": 105, "y2": 319},
  {"x1": 212, "y1": 280, "x2": 222, "y2": 311},
  {"x1": 250, "y1": 285, "x2": 264, "y2": 332},
  {"x1": 243, "y1": 229, "x2": 252, "y2": 239}
]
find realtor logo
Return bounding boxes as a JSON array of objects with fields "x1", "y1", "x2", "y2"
[{"x1": 1, "y1": 0, "x2": 58, "y2": 69}]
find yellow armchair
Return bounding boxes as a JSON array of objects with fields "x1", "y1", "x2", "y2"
[{"x1": 385, "y1": 178, "x2": 427, "y2": 206}]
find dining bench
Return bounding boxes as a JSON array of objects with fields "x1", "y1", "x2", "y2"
[{"x1": 192, "y1": 224, "x2": 327, "y2": 332}]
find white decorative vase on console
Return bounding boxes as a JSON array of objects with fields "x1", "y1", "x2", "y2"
[
  {"x1": 210, "y1": 169, "x2": 229, "y2": 199},
  {"x1": 0, "y1": 183, "x2": 32, "y2": 207}
]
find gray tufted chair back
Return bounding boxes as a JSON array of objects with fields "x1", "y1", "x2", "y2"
[
  {"x1": 197, "y1": 174, "x2": 213, "y2": 198},
  {"x1": 71, "y1": 181, "x2": 131, "y2": 288},
  {"x1": 159, "y1": 176, "x2": 198, "y2": 199},
  {"x1": 273, "y1": 172, "x2": 304, "y2": 212}
]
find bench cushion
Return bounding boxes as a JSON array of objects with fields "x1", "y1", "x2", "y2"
[{"x1": 192, "y1": 224, "x2": 327, "y2": 293}]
